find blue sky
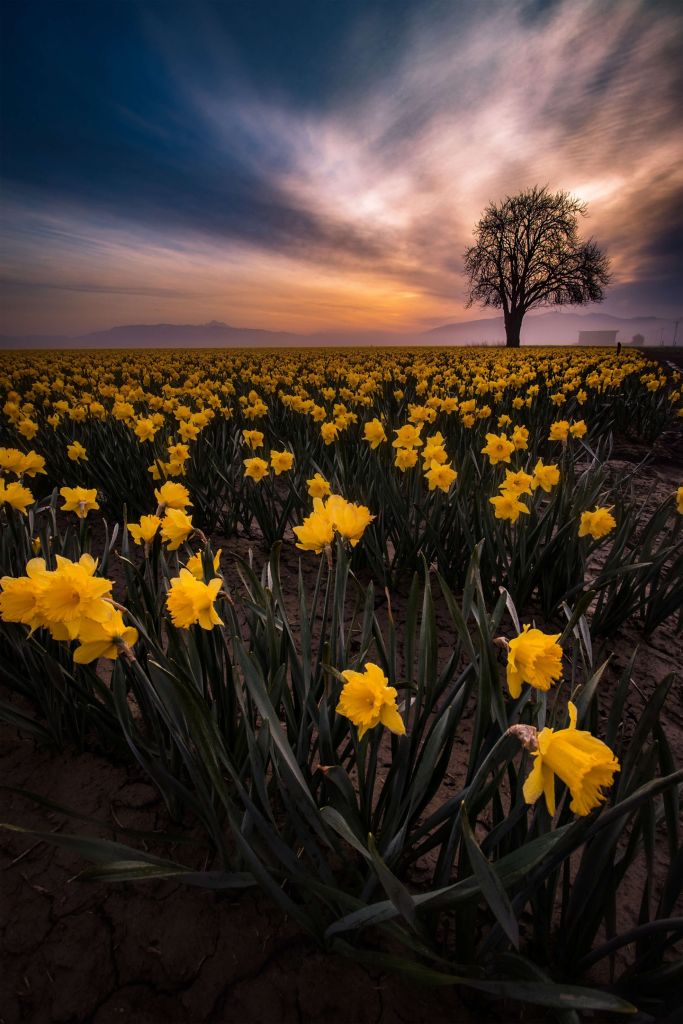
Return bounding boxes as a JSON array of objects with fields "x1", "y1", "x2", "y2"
[{"x1": 1, "y1": 0, "x2": 682, "y2": 336}]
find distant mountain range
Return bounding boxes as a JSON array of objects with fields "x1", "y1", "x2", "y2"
[{"x1": 0, "y1": 312, "x2": 678, "y2": 349}]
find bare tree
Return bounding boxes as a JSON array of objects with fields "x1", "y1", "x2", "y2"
[{"x1": 464, "y1": 186, "x2": 611, "y2": 347}]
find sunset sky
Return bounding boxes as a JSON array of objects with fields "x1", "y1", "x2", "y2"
[{"x1": 1, "y1": 0, "x2": 682, "y2": 338}]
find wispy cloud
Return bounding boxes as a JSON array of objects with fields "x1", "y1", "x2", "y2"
[{"x1": 2, "y1": 0, "x2": 681, "y2": 335}]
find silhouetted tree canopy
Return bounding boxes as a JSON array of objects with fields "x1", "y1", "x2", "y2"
[{"x1": 464, "y1": 186, "x2": 611, "y2": 347}]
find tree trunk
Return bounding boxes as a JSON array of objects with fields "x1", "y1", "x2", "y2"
[{"x1": 504, "y1": 309, "x2": 524, "y2": 348}]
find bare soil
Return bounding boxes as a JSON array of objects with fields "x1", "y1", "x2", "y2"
[{"x1": 1, "y1": 439, "x2": 682, "y2": 1024}]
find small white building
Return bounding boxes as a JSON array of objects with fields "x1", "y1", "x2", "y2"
[{"x1": 577, "y1": 330, "x2": 619, "y2": 346}]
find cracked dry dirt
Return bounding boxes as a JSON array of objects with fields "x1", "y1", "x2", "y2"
[{"x1": 2, "y1": 430, "x2": 682, "y2": 1024}]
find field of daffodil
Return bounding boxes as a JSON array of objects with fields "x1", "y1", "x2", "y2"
[{"x1": 1, "y1": 345, "x2": 682, "y2": 1018}]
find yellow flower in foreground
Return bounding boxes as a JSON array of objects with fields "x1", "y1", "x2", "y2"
[
  {"x1": 506, "y1": 625, "x2": 563, "y2": 699},
  {"x1": 243, "y1": 429, "x2": 264, "y2": 449},
  {"x1": 73, "y1": 607, "x2": 138, "y2": 664},
  {"x1": 186, "y1": 548, "x2": 221, "y2": 581},
  {"x1": 676, "y1": 486, "x2": 683, "y2": 514},
  {"x1": 500, "y1": 469, "x2": 533, "y2": 496},
  {"x1": 320, "y1": 422, "x2": 339, "y2": 445},
  {"x1": 154, "y1": 481, "x2": 192, "y2": 510},
  {"x1": 39, "y1": 554, "x2": 112, "y2": 641},
  {"x1": 307, "y1": 473, "x2": 331, "y2": 499},
  {"x1": 481, "y1": 432, "x2": 515, "y2": 465},
  {"x1": 549, "y1": 420, "x2": 570, "y2": 442},
  {"x1": 522, "y1": 702, "x2": 620, "y2": 816},
  {"x1": 293, "y1": 500, "x2": 334, "y2": 553},
  {"x1": 532, "y1": 459, "x2": 560, "y2": 493},
  {"x1": 243, "y1": 457, "x2": 269, "y2": 481},
  {"x1": 337, "y1": 662, "x2": 406, "y2": 741},
  {"x1": 134, "y1": 418, "x2": 158, "y2": 442},
  {"x1": 490, "y1": 492, "x2": 530, "y2": 523},
  {"x1": 166, "y1": 568, "x2": 223, "y2": 629},
  {"x1": 18, "y1": 418, "x2": 39, "y2": 440},
  {"x1": 363, "y1": 418, "x2": 387, "y2": 449},
  {"x1": 0, "y1": 447, "x2": 25, "y2": 475},
  {"x1": 270, "y1": 450, "x2": 294, "y2": 475},
  {"x1": 67, "y1": 440, "x2": 88, "y2": 462},
  {"x1": 128, "y1": 514, "x2": 162, "y2": 545},
  {"x1": 325, "y1": 494, "x2": 375, "y2": 547},
  {"x1": 425, "y1": 460, "x2": 457, "y2": 493},
  {"x1": 0, "y1": 480, "x2": 34, "y2": 515},
  {"x1": 511, "y1": 426, "x2": 529, "y2": 451},
  {"x1": 160, "y1": 508, "x2": 194, "y2": 550},
  {"x1": 392, "y1": 423, "x2": 423, "y2": 449},
  {"x1": 18, "y1": 451, "x2": 47, "y2": 477},
  {"x1": 579, "y1": 507, "x2": 616, "y2": 540},
  {"x1": 395, "y1": 448, "x2": 418, "y2": 471},
  {"x1": 60, "y1": 486, "x2": 99, "y2": 518},
  {"x1": 0, "y1": 558, "x2": 48, "y2": 629}
]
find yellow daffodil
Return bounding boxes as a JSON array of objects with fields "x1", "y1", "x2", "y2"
[
  {"x1": 38, "y1": 554, "x2": 112, "y2": 641},
  {"x1": 548, "y1": 420, "x2": 570, "y2": 442},
  {"x1": 67, "y1": 440, "x2": 88, "y2": 462},
  {"x1": 60, "y1": 486, "x2": 99, "y2": 518},
  {"x1": 395, "y1": 448, "x2": 418, "y2": 471},
  {"x1": 325, "y1": 494, "x2": 375, "y2": 547},
  {"x1": 482, "y1": 433, "x2": 515, "y2": 465},
  {"x1": 425, "y1": 460, "x2": 457, "y2": 493},
  {"x1": 166, "y1": 568, "x2": 223, "y2": 629},
  {"x1": 520, "y1": 702, "x2": 620, "y2": 816},
  {"x1": 490, "y1": 492, "x2": 530, "y2": 523},
  {"x1": 307, "y1": 473, "x2": 331, "y2": 499},
  {"x1": 578, "y1": 507, "x2": 616, "y2": 540},
  {"x1": 243, "y1": 457, "x2": 269, "y2": 481},
  {"x1": 128, "y1": 514, "x2": 162, "y2": 545},
  {"x1": 336, "y1": 662, "x2": 406, "y2": 740},
  {"x1": 392, "y1": 423, "x2": 423, "y2": 449},
  {"x1": 73, "y1": 607, "x2": 138, "y2": 663},
  {"x1": 363, "y1": 419, "x2": 387, "y2": 448},
  {"x1": 154, "y1": 481, "x2": 192, "y2": 511},
  {"x1": 186, "y1": 549, "x2": 221, "y2": 581},
  {"x1": 0, "y1": 557, "x2": 49, "y2": 629},
  {"x1": 506, "y1": 625, "x2": 563, "y2": 698},
  {"x1": 160, "y1": 508, "x2": 194, "y2": 550},
  {"x1": 0, "y1": 479, "x2": 34, "y2": 515},
  {"x1": 500, "y1": 469, "x2": 533, "y2": 496},
  {"x1": 270, "y1": 450, "x2": 294, "y2": 475},
  {"x1": 293, "y1": 501, "x2": 334, "y2": 553},
  {"x1": 532, "y1": 459, "x2": 560, "y2": 493},
  {"x1": 243, "y1": 429, "x2": 264, "y2": 449},
  {"x1": 511, "y1": 425, "x2": 529, "y2": 450}
]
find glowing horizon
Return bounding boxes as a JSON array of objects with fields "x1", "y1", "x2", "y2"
[{"x1": 1, "y1": 0, "x2": 682, "y2": 339}]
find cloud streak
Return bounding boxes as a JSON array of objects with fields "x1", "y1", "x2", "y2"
[{"x1": 1, "y1": 0, "x2": 681, "y2": 336}]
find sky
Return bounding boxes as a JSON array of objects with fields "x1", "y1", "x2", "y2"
[{"x1": 1, "y1": 0, "x2": 682, "y2": 339}]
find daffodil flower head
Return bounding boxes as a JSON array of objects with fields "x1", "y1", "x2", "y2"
[
  {"x1": 506, "y1": 625, "x2": 563, "y2": 699},
  {"x1": 490, "y1": 492, "x2": 530, "y2": 523},
  {"x1": 521, "y1": 702, "x2": 620, "y2": 816},
  {"x1": 425, "y1": 460, "x2": 457, "y2": 492},
  {"x1": 481, "y1": 432, "x2": 515, "y2": 465},
  {"x1": 270, "y1": 450, "x2": 294, "y2": 475},
  {"x1": 73, "y1": 606, "x2": 138, "y2": 664},
  {"x1": 128, "y1": 514, "x2": 162, "y2": 545},
  {"x1": 160, "y1": 507, "x2": 194, "y2": 550},
  {"x1": 578, "y1": 507, "x2": 616, "y2": 540},
  {"x1": 60, "y1": 486, "x2": 99, "y2": 519},
  {"x1": 336, "y1": 662, "x2": 406, "y2": 741},
  {"x1": 166, "y1": 568, "x2": 223, "y2": 630},
  {"x1": 154, "y1": 481, "x2": 192, "y2": 511}
]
